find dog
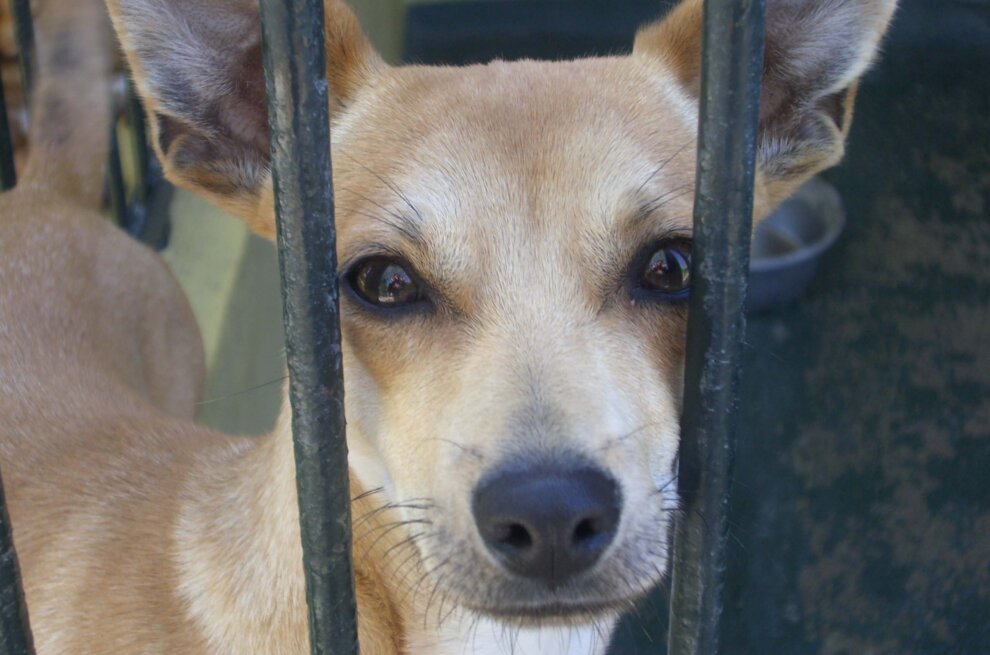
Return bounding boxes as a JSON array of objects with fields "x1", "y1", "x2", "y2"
[{"x1": 0, "y1": 0, "x2": 896, "y2": 652}]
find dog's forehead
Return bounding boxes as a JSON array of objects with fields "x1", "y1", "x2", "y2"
[{"x1": 333, "y1": 57, "x2": 697, "y2": 302}]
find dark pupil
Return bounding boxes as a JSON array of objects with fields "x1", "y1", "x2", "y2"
[
  {"x1": 377, "y1": 265, "x2": 413, "y2": 302},
  {"x1": 357, "y1": 260, "x2": 418, "y2": 305},
  {"x1": 645, "y1": 246, "x2": 690, "y2": 292}
]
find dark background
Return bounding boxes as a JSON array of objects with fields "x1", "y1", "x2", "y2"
[{"x1": 406, "y1": 2, "x2": 990, "y2": 653}]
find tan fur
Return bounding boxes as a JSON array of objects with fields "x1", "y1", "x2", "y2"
[{"x1": 1, "y1": 0, "x2": 896, "y2": 652}]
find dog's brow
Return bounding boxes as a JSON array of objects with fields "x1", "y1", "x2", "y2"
[
  {"x1": 338, "y1": 187, "x2": 426, "y2": 245},
  {"x1": 630, "y1": 184, "x2": 695, "y2": 226},
  {"x1": 634, "y1": 141, "x2": 694, "y2": 196}
]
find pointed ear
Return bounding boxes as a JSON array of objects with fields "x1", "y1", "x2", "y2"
[
  {"x1": 107, "y1": 0, "x2": 383, "y2": 237},
  {"x1": 635, "y1": 0, "x2": 897, "y2": 203}
]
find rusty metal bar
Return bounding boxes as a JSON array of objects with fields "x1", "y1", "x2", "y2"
[
  {"x1": 667, "y1": 0, "x2": 766, "y2": 653},
  {"x1": 259, "y1": 0, "x2": 359, "y2": 653}
]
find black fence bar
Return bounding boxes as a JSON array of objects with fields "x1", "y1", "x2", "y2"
[
  {"x1": 9, "y1": 0, "x2": 34, "y2": 95},
  {"x1": 125, "y1": 85, "x2": 151, "y2": 206},
  {"x1": 667, "y1": 0, "x2": 765, "y2": 653},
  {"x1": 259, "y1": 1, "x2": 359, "y2": 654},
  {"x1": 107, "y1": 121, "x2": 128, "y2": 226},
  {"x1": 108, "y1": 81, "x2": 169, "y2": 249},
  {"x1": 0, "y1": 471, "x2": 35, "y2": 655},
  {"x1": 0, "y1": 71, "x2": 16, "y2": 190}
]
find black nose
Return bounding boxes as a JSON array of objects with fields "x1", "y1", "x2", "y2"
[{"x1": 472, "y1": 465, "x2": 621, "y2": 586}]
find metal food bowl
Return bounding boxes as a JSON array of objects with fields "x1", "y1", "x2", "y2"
[{"x1": 747, "y1": 177, "x2": 846, "y2": 312}]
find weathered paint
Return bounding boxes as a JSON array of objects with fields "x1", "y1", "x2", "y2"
[
  {"x1": 666, "y1": 0, "x2": 765, "y2": 653},
  {"x1": 259, "y1": 0, "x2": 360, "y2": 653}
]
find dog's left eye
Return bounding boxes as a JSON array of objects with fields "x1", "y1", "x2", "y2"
[
  {"x1": 635, "y1": 239, "x2": 692, "y2": 300},
  {"x1": 347, "y1": 257, "x2": 426, "y2": 308}
]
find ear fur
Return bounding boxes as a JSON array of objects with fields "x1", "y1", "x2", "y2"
[
  {"x1": 107, "y1": 0, "x2": 383, "y2": 236},
  {"x1": 635, "y1": 0, "x2": 897, "y2": 198}
]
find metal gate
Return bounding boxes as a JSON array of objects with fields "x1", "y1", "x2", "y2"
[{"x1": 0, "y1": 0, "x2": 766, "y2": 652}]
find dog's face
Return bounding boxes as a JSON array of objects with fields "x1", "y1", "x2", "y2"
[
  {"x1": 332, "y1": 58, "x2": 697, "y2": 618},
  {"x1": 109, "y1": 0, "x2": 896, "y2": 623}
]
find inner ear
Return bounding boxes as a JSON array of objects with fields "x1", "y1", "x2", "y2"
[
  {"x1": 150, "y1": 38, "x2": 270, "y2": 196},
  {"x1": 108, "y1": 0, "x2": 384, "y2": 236},
  {"x1": 635, "y1": 0, "x2": 896, "y2": 189}
]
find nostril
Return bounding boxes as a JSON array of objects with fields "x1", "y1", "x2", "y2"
[
  {"x1": 572, "y1": 517, "x2": 599, "y2": 545},
  {"x1": 473, "y1": 463, "x2": 622, "y2": 584},
  {"x1": 500, "y1": 523, "x2": 533, "y2": 550}
]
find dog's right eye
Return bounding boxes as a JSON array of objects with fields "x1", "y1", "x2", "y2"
[{"x1": 347, "y1": 257, "x2": 426, "y2": 308}]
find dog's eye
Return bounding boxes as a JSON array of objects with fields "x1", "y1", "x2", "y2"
[
  {"x1": 348, "y1": 257, "x2": 425, "y2": 307},
  {"x1": 638, "y1": 240, "x2": 692, "y2": 299}
]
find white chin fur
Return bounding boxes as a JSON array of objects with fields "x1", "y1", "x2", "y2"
[{"x1": 409, "y1": 612, "x2": 617, "y2": 655}]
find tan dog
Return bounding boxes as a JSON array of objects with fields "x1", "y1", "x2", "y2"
[{"x1": 1, "y1": 0, "x2": 896, "y2": 652}]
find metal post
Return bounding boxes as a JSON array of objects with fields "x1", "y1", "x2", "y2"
[
  {"x1": 0, "y1": 471, "x2": 35, "y2": 655},
  {"x1": 125, "y1": 84, "x2": 151, "y2": 206},
  {"x1": 9, "y1": 0, "x2": 34, "y2": 96},
  {"x1": 0, "y1": 71, "x2": 16, "y2": 190},
  {"x1": 259, "y1": 1, "x2": 359, "y2": 654},
  {"x1": 667, "y1": 0, "x2": 765, "y2": 653},
  {"x1": 108, "y1": 120, "x2": 128, "y2": 226}
]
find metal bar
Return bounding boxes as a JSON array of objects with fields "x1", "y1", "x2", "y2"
[
  {"x1": 0, "y1": 68, "x2": 16, "y2": 190},
  {"x1": 107, "y1": 120, "x2": 128, "y2": 227},
  {"x1": 125, "y1": 83, "x2": 150, "y2": 205},
  {"x1": 133, "y1": 168, "x2": 172, "y2": 250},
  {"x1": 259, "y1": 1, "x2": 359, "y2": 654},
  {"x1": 0, "y1": 470, "x2": 35, "y2": 655},
  {"x1": 9, "y1": 0, "x2": 34, "y2": 96},
  {"x1": 667, "y1": 0, "x2": 765, "y2": 653}
]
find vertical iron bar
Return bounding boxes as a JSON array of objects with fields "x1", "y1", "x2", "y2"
[
  {"x1": 667, "y1": 0, "x2": 765, "y2": 653},
  {"x1": 9, "y1": 0, "x2": 33, "y2": 96},
  {"x1": 259, "y1": 1, "x2": 359, "y2": 654},
  {"x1": 107, "y1": 120, "x2": 128, "y2": 227},
  {"x1": 0, "y1": 70, "x2": 16, "y2": 189},
  {"x1": 125, "y1": 84, "x2": 150, "y2": 205},
  {"x1": 0, "y1": 470, "x2": 35, "y2": 655}
]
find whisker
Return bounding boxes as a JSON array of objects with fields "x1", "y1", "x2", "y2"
[
  {"x1": 346, "y1": 207, "x2": 422, "y2": 244},
  {"x1": 424, "y1": 567, "x2": 456, "y2": 629},
  {"x1": 391, "y1": 541, "x2": 434, "y2": 592},
  {"x1": 195, "y1": 375, "x2": 288, "y2": 406},
  {"x1": 426, "y1": 437, "x2": 484, "y2": 461},
  {"x1": 357, "y1": 519, "x2": 433, "y2": 559},
  {"x1": 351, "y1": 486, "x2": 384, "y2": 502},
  {"x1": 635, "y1": 140, "x2": 694, "y2": 196},
  {"x1": 352, "y1": 497, "x2": 435, "y2": 528},
  {"x1": 337, "y1": 187, "x2": 422, "y2": 244},
  {"x1": 408, "y1": 555, "x2": 452, "y2": 604},
  {"x1": 642, "y1": 183, "x2": 694, "y2": 215},
  {"x1": 594, "y1": 421, "x2": 667, "y2": 453},
  {"x1": 339, "y1": 152, "x2": 426, "y2": 224},
  {"x1": 379, "y1": 531, "x2": 425, "y2": 562}
]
